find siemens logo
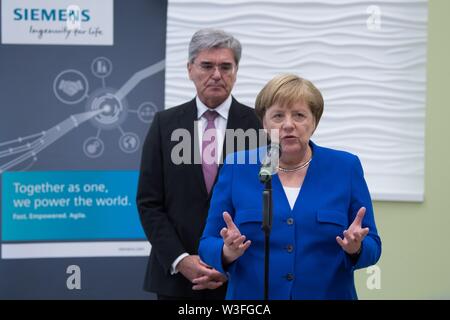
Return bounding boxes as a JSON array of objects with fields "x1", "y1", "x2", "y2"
[
  {"x1": 13, "y1": 8, "x2": 90, "y2": 22},
  {"x1": 2, "y1": 0, "x2": 113, "y2": 45}
]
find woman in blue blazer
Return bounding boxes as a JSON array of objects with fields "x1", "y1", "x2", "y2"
[{"x1": 198, "y1": 74, "x2": 382, "y2": 299}]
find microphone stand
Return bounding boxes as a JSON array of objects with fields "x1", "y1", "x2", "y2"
[
  {"x1": 259, "y1": 141, "x2": 279, "y2": 300},
  {"x1": 261, "y1": 178, "x2": 272, "y2": 301}
]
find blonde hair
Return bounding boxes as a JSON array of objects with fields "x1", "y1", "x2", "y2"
[{"x1": 255, "y1": 74, "x2": 324, "y2": 128}]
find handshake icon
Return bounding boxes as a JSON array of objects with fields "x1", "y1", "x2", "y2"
[{"x1": 58, "y1": 79, "x2": 84, "y2": 97}]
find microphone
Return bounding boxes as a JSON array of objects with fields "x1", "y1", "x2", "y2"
[{"x1": 258, "y1": 143, "x2": 281, "y2": 183}]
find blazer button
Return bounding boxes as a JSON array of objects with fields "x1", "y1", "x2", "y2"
[
  {"x1": 286, "y1": 273, "x2": 294, "y2": 281},
  {"x1": 286, "y1": 245, "x2": 294, "y2": 253},
  {"x1": 286, "y1": 218, "x2": 294, "y2": 225}
]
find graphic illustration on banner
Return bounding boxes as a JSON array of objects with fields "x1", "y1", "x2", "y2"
[{"x1": 0, "y1": 58, "x2": 164, "y2": 172}]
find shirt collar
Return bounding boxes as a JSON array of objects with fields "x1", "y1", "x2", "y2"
[{"x1": 196, "y1": 95, "x2": 232, "y2": 120}]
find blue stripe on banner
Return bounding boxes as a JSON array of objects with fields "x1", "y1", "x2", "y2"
[{"x1": 1, "y1": 170, "x2": 146, "y2": 241}]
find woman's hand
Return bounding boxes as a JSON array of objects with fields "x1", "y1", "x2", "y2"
[
  {"x1": 221, "y1": 212, "x2": 252, "y2": 265},
  {"x1": 336, "y1": 207, "x2": 370, "y2": 255}
]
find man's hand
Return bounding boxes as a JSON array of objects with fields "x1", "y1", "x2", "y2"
[
  {"x1": 176, "y1": 255, "x2": 227, "y2": 290},
  {"x1": 336, "y1": 207, "x2": 370, "y2": 255},
  {"x1": 221, "y1": 212, "x2": 251, "y2": 265},
  {"x1": 192, "y1": 267, "x2": 227, "y2": 290}
]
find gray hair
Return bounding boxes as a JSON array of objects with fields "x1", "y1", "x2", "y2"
[{"x1": 188, "y1": 28, "x2": 242, "y2": 65}]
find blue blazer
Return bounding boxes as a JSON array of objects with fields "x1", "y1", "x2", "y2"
[{"x1": 199, "y1": 141, "x2": 381, "y2": 300}]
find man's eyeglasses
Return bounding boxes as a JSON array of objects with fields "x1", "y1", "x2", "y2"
[{"x1": 194, "y1": 62, "x2": 236, "y2": 75}]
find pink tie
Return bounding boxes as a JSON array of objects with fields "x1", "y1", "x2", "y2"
[{"x1": 202, "y1": 110, "x2": 219, "y2": 194}]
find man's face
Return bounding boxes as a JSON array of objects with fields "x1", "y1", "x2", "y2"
[{"x1": 188, "y1": 48, "x2": 238, "y2": 108}]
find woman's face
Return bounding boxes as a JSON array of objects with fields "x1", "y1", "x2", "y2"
[{"x1": 263, "y1": 101, "x2": 316, "y2": 157}]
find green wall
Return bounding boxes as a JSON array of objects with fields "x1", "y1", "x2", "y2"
[{"x1": 355, "y1": 0, "x2": 450, "y2": 299}]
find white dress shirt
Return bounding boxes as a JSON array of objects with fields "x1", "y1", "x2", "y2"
[
  {"x1": 196, "y1": 95, "x2": 231, "y2": 163},
  {"x1": 171, "y1": 95, "x2": 232, "y2": 275}
]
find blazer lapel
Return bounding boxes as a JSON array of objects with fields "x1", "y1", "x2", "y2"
[
  {"x1": 181, "y1": 97, "x2": 251, "y2": 199},
  {"x1": 275, "y1": 141, "x2": 319, "y2": 213},
  {"x1": 176, "y1": 99, "x2": 208, "y2": 197},
  {"x1": 219, "y1": 97, "x2": 250, "y2": 170}
]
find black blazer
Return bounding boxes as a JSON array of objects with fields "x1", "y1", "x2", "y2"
[{"x1": 136, "y1": 97, "x2": 262, "y2": 298}]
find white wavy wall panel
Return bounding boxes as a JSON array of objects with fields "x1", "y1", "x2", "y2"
[{"x1": 166, "y1": 0, "x2": 428, "y2": 202}]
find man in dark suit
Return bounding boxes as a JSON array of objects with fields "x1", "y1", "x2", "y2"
[{"x1": 136, "y1": 29, "x2": 262, "y2": 300}]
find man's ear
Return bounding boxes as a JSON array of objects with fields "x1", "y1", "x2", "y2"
[{"x1": 187, "y1": 62, "x2": 193, "y2": 80}]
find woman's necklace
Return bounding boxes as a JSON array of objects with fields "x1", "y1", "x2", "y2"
[{"x1": 277, "y1": 157, "x2": 312, "y2": 173}]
